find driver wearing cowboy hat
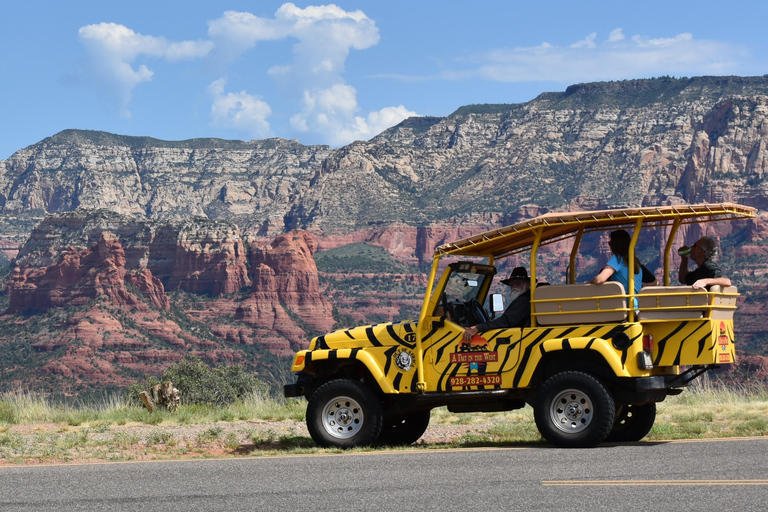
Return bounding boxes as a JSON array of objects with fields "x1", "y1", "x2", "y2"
[{"x1": 462, "y1": 266, "x2": 532, "y2": 341}]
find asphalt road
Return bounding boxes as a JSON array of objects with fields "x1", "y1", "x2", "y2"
[{"x1": 1, "y1": 438, "x2": 766, "y2": 511}]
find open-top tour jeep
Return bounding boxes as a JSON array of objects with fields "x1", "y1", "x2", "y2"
[{"x1": 284, "y1": 203, "x2": 756, "y2": 448}]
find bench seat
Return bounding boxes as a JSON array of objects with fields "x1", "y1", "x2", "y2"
[
  {"x1": 533, "y1": 282, "x2": 627, "y2": 326},
  {"x1": 711, "y1": 285, "x2": 738, "y2": 320},
  {"x1": 533, "y1": 283, "x2": 738, "y2": 325},
  {"x1": 637, "y1": 286, "x2": 708, "y2": 320},
  {"x1": 636, "y1": 285, "x2": 738, "y2": 321}
]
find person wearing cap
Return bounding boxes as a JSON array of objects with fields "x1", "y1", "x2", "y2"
[
  {"x1": 462, "y1": 266, "x2": 531, "y2": 341},
  {"x1": 678, "y1": 236, "x2": 731, "y2": 290}
]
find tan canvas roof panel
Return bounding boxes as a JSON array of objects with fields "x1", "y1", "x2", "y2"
[{"x1": 435, "y1": 203, "x2": 756, "y2": 260}]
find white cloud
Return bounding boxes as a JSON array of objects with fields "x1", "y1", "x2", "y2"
[
  {"x1": 77, "y1": 5, "x2": 412, "y2": 146},
  {"x1": 78, "y1": 22, "x2": 213, "y2": 116},
  {"x1": 472, "y1": 29, "x2": 748, "y2": 84},
  {"x1": 209, "y1": 3, "x2": 379, "y2": 81},
  {"x1": 208, "y1": 4, "x2": 411, "y2": 145},
  {"x1": 632, "y1": 33, "x2": 693, "y2": 48},
  {"x1": 608, "y1": 28, "x2": 625, "y2": 42},
  {"x1": 165, "y1": 40, "x2": 215, "y2": 60},
  {"x1": 365, "y1": 106, "x2": 420, "y2": 136},
  {"x1": 290, "y1": 84, "x2": 417, "y2": 145},
  {"x1": 207, "y1": 11, "x2": 286, "y2": 60},
  {"x1": 208, "y1": 79, "x2": 272, "y2": 138},
  {"x1": 571, "y1": 32, "x2": 597, "y2": 49}
]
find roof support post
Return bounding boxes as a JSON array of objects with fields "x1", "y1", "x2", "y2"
[
  {"x1": 569, "y1": 227, "x2": 584, "y2": 284},
  {"x1": 628, "y1": 218, "x2": 642, "y2": 322},
  {"x1": 664, "y1": 218, "x2": 682, "y2": 286},
  {"x1": 415, "y1": 254, "x2": 441, "y2": 393},
  {"x1": 530, "y1": 227, "x2": 543, "y2": 327}
]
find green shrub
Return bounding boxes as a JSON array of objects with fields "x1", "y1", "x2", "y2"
[
  {"x1": 223, "y1": 431, "x2": 240, "y2": 450},
  {"x1": 0, "y1": 400, "x2": 18, "y2": 424},
  {"x1": 146, "y1": 429, "x2": 174, "y2": 445},
  {"x1": 0, "y1": 432, "x2": 23, "y2": 448},
  {"x1": 196, "y1": 426, "x2": 224, "y2": 444},
  {"x1": 112, "y1": 431, "x2": 141, "y2": 448},
  {"x1": 129, "y1": 356, "x2": 267, "y2": 408}
]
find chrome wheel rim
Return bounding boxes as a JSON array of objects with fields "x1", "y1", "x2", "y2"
[
  {"x1": 550, "y1": 388, "x2": 593, "y2": 434},
  {"x1": 321, "y1": 395, "x2": 364, "y2": 439}
]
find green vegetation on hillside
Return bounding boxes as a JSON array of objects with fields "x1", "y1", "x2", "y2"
[
  {"x1": 314, "y1": 242, "x2": 415, "y2": 273},
  {"x1": 41, "y1": 129, "x2": 319, "y2": 151},
  {"x1": 540, "y1": 76, "x2": 768, "y2": 109},
  {"x1": 313, "y1": 243, "x2": 424, "y2": 328},
  {"x1": 380, "y1": 116, "x2": 443, "y2": 136},
  {"x1": 321, "y1": 274, "x2": 423, "y2": 328},
  {"x1": 450, "y1": 104, "x2": 521, "y2": 117}
]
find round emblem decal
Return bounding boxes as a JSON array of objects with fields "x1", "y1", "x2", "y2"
[{"x1": 394, "y1": 349, "x2": 414, "y2": 372}]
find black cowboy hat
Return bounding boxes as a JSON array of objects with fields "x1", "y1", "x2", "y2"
[{"x1": 500, "y1": 267, "x2": 528, "y2": 286}]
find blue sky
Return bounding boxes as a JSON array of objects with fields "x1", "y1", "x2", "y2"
[{"x1": 1, "y1": 0, "x2": 766, "y2": 160}]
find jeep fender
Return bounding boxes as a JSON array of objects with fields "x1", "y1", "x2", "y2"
[
  {"x1": 516, "y1": 336, "x2": 631, "y2": 387},
  {"x1": 301, "y1": 348, "x2": 398, "y2": 394}
]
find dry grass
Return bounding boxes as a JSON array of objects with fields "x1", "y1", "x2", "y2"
[
  {"x1": 650, "y1": 377, "x2": 768, "y2": 440},
  {"x1": 1, "y1": 380, "x2": 766, "y2": 464}
]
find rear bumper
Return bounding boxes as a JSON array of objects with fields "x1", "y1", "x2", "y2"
[
  {"x1": 632, "y1": 365, "x2": 718, "y2": 391},
  {"x1": 632, "y1": 375, "x2": 679, "y2": 391},
  {"x1": 615, "y1": 371, "x2": 704, "y2": 403}
]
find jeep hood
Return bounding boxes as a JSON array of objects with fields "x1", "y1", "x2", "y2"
[{"x1": 311, "y1": 320, "x2": 418, "y2": 350}]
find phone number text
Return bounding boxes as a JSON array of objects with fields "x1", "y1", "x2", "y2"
[{"x1": 449, "y1": 374, "x2": 502, "y2": 387}]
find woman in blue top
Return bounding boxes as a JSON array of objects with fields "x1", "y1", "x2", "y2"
[{"x1": 589, "y1": 230, "x2": 642, "y2": 305}]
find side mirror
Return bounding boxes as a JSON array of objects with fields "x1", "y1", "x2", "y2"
[{"x1": 491, "y1": 293, "x2": 505, "y2": 313}]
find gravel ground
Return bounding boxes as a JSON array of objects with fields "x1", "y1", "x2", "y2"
[{"x1": 0, "y1": 420, "x2": 496, "y2": 465}]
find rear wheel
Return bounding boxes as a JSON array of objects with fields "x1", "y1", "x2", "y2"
[
  {"x1": 533, "y1": 371, "x2": 615, "y2": 448},
  {"x1": 377, "y1": 410, "x2": 431, "y2": 446},
  {"x1": 606, "y1": 403, "x2": 656, "y2": 442},
  {"x1": 307, "y1": 379, "x2": 383, "y2": 448}
]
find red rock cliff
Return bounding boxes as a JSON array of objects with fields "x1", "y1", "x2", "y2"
[
  {"x1": 167, "y1": 221, "x2": 251, "y2": 295},
  {"x1": 238, "y1": 230, "x2": 335, "y2": 346},
  {"x1": 7, "y1": 233, "x2": 167, "y2": 312}
]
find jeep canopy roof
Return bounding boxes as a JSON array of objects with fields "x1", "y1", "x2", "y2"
[{"x1": 436, "y1": 203, "x2": 756, "y2": 260}]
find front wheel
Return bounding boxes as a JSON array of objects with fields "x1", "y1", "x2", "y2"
[
  {"x1": 377, "y1": 410, "x2": 431, "y2": 446},
  {"x1": 306, "y1": 379, "x2": 383, "y2": 448},
  {"x1": 533, "y1": 371, "x2": 615, "y2": 448},
  {"x1": 606, "y1": 402, "x2": 656, "y2": 443}
]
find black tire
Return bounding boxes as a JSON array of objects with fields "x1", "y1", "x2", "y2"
[
  {"x1": 376, "y1": 410, "x2": 431, "y2": 446},
  {"x1": 533, "y1": 371, "x2": 616, "y2": 448},
  {"x1": 606, "y1": 402, "x2": 656, "y2": 443},
  {"x1": 306, "y1": 379, "x2": 383, "y2": 449}
]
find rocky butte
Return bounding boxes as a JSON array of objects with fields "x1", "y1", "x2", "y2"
[
  {"x1": 2, "y1": 75, "x2": 768, "y2": 392},
  {"x1": 1, "y1": 211, "x2": 334, "y2": 392}
]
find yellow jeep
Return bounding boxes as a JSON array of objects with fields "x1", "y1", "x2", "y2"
[{"x1": 284, "y1": 203, "x2": 755, "y2": 448}]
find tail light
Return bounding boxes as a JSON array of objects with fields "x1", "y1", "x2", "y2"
[
  {"x1": 639, "y1": 334, "x2": 654, "y2": 370},
  {"x1": 642, "y1": 334, "x2": 654, "y2": 352}
]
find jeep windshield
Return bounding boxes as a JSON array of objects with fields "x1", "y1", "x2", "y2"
[
  {"x1": 436, "y1": 262, "x2": 496, "y2": 327},
  {"x1": 443, "y1": 270, "x2": 487, "y2": 303}
]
